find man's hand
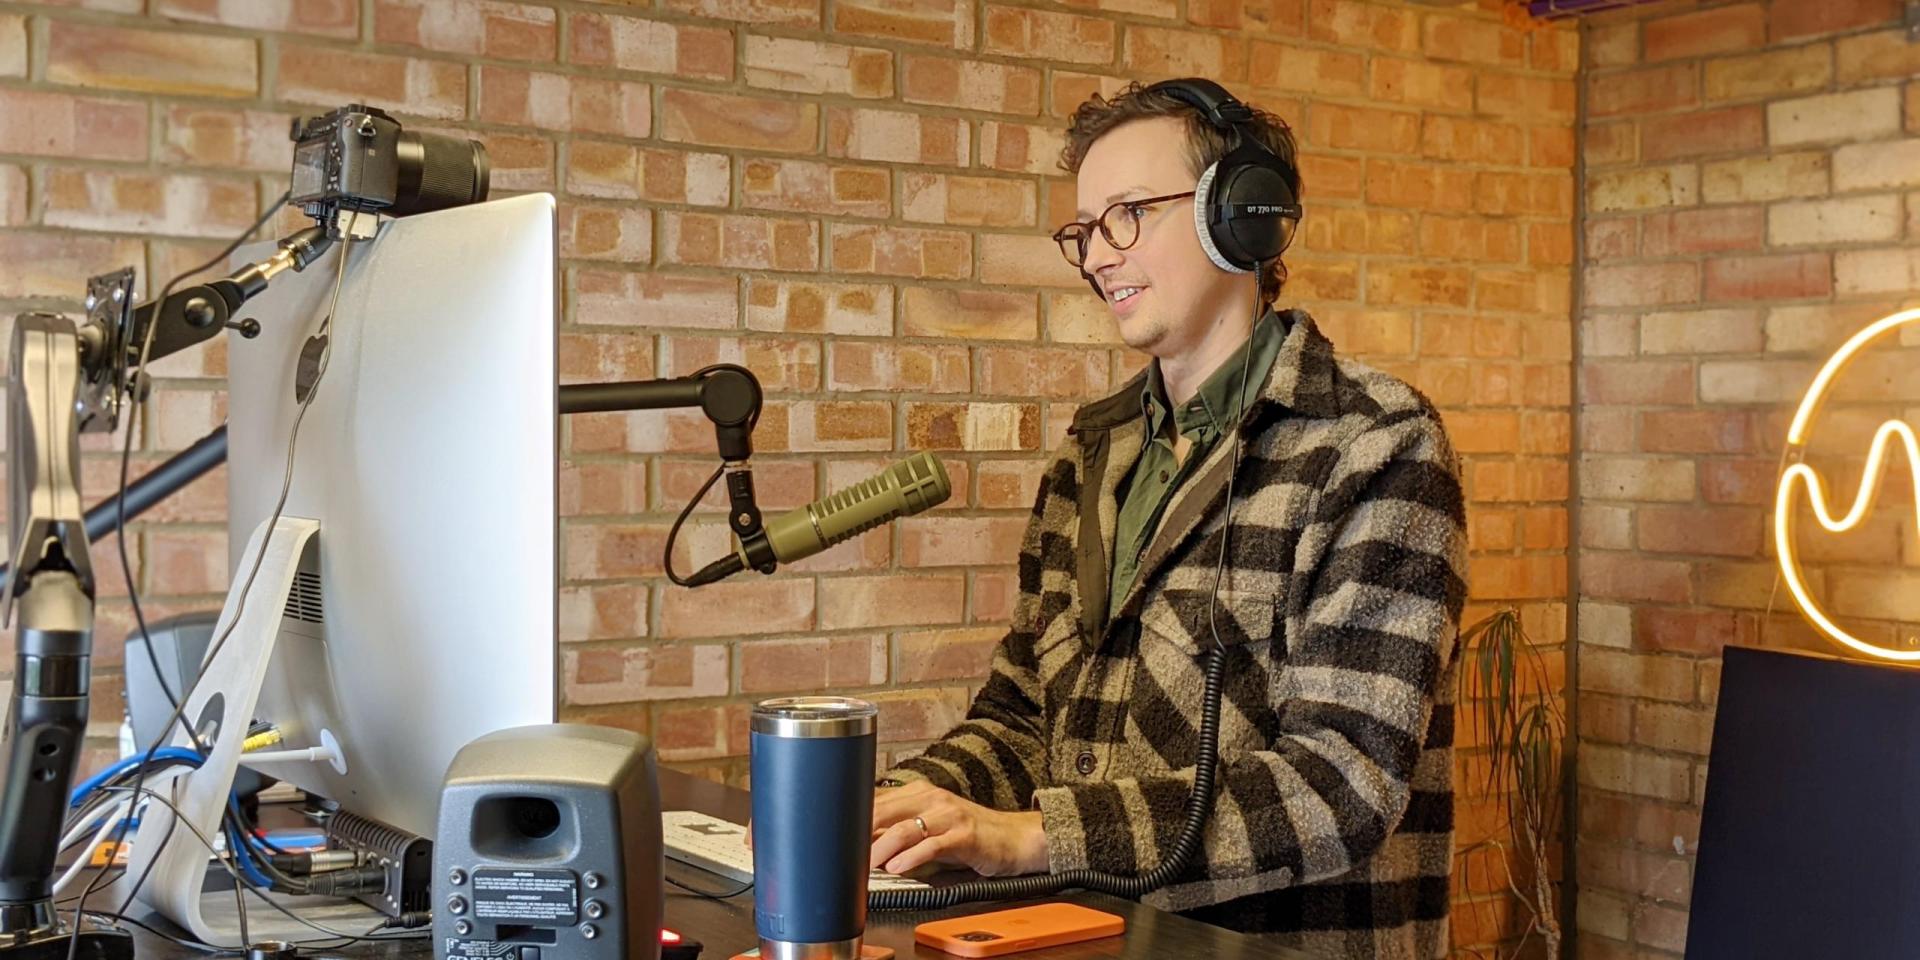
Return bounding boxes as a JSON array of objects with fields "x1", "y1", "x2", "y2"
[{"x1": 869, "y1": 780, "x2": 1048, "y2": 877}]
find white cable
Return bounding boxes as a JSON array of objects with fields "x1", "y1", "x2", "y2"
[{"x1": 54, "y1": 797, "x2": 131, "y2": 896}]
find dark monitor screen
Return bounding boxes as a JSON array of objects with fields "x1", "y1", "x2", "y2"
[{"x1": 1687, "y1": 645, "x2": 1920, "y2": 959}]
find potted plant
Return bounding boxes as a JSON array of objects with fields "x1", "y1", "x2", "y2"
[{"x1": 1453, "y1": 607, "x2": 1567, "y2": 959}]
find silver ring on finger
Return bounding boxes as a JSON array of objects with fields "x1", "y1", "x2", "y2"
[{"x1": 913, "y1": 815, "x2": 928, "y2": 838}]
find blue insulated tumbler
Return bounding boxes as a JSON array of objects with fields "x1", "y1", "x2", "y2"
[{"x1": 750, "y1": 696, "x2": 878, "y2": 960}]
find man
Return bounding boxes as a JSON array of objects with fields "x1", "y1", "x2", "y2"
[{"x1": 868, "y1": 79, "x2": 1467, "y2": 959}]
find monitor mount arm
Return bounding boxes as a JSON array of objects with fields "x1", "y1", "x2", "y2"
[
  {"x1": 558, "y1": 365, "x2": 775, "y2": 575},
  {"x1": 0, "y1": 231, "x2": 334, "y2": 958}
]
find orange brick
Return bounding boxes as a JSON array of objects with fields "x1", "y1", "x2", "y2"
[
  {"x1": 572, "y1": 270, "x2": 738, "y2": 330},
  {"x1": 1246, "y1": 41, "x2": 1363, "y2": 98},
  {"x1": 1704, "y1": 252, "x2": 1832, "y2": 302},
  {"x1": 659, "y1": 88, "x2": 817, "y2": 153},
  {"x1": 560, "y1": 457, "x2": 649, "y2": 515},
  {"x1": 836, "y1": 0, "x2": 971, "y2": 47},
  {"x1": 747, "y1": 279, "x2": 893, "y2": 336},
  {"x1": 1705, "y1": 43, "x2": 1832, "y2": 101},
  {"x1": 1637, "y1": 506, "x2": 1763, "y2": 557},
  {"x1": 870, "y1": 687, "x2": 972, "y2": 743},
  {"x1": 277, "y1": 46, "x2": 466, "y2": 119},
  {"x1": 567, "y1": 141, "x2": 731, "y2": 205},
  {"x1": 0, "y1": 15, "x2": 20, "y2": 78},
  {"x1": 561, "y1": 204, "x2": 653, "y2": 265},
  {"x1": 1770, "y1": 0, "x2": 1898, "y2": 40},
  {"x1": 826, "y1": 107, "x2": 969, "y2": 166},
  {"x1": 900, "y1": 287, "x2": 1038, "y2": 341},
  {"x1": 1303, "y1": 208, "x2": 1417, "y2": 256},
  {"x1": 739, "y1": 635, "x2": 889, "y2": 693},
  {"x1": 43, "y1": 169, "x2": 258, "y2": 238},
  {"x1": 744, "y1": 35, "x2": 892, "y2": 98},
  {"x1": 1418, "y1": 115, "x2": 1522, "y2": 164},
  {"x1": 659, "y1": 336, "x2": 820, "y2": 392},
  {"x1": 1297, "y1": 155, "x2": 1361, "y2": 200},
  {"x1": 829, "y1": 224, "x2": 970, "y2": 279},
  {"x1": 1307, "y1": 0, "x2": 1417, "y2": 53},
  {"x1": 1587, "y1": 21, "x2": 1640, "y2": 67},
  {"x1": 906, "y1": 402, "x2": 1041, "y2": 450},
  {"x1": 376, "y1": 0, "x2": 557, "y2": 60},
  {"x1": 818, "y1": 573, "x2": 966, "y2": 629},
  {"x1": 1185, "y1": 0, "x2": 1301, "y2": 31},
  {"x1": 0, "y1": 233, "x2": 145, "y2": 299},
  {"x1": 661, "y1": 212, "x2": 819, "y2": 271},
  {"x1": 977, "y1": 234, "x2": 1082, "y2": 288},
  {"x1": 156, "y1": 0, "x2": 357, "y2": 37},
  {"x1": 1363, "y1": 159, "x2": 1477, "y2": 213},
  {"x1": 902, "y1": 173, "x2": 1036, "y2": 228},
  {"x1": 786, "y1": 400, "x2": 893, "y2": 452},
  {"x1": 1467, "y1": 556, "x2": 1566, "y2": 601},
  {"x1": 48, "y1": 20, "x2": 256, "y2": 97},
  {"x1": 479, "y1": 67, "x2": 649, "y2": 138},
  {"x1": 1639, "y1": 411, "x2": 1754, "y2": 454},
  {"x1": 1420, "y1": 11, "x2": 1525, "y2": 67},
  {"x1": 984, "y1": 5, "x2": 1115, "y2": 64},
  {"x1": 977, "y1": 459, "x2": 1047, "y2": 509},
  {"x1": 902, "y1": 54, "x2": 1040, "y2": 115},
  {"x1": 160, "y1": 105, "x2": 293, "y2": 172},
  {"x1": 1415, "y1": 215, "x2": 1521, "y2": 263},
  {"x1": 663, "y1": 0, "x2": 818, "y2": 25},
  {"x1": 1125, "y1": 26, "x2": 1248, "y2": 81},
  {"x1": 1365, "y1": 264, "x2": 1470, "y2": 308},
  {"x1": 1046, "y1": 292, "x2": 1118, "y2": 345},
  {"x1": 1589, "y1": 63, "x2": 1699, "y2": 118},
  {"x1": 660, "y1": 579, "x2": 816, "y2": 639},
  {"x1": 899, "y1": 517, "x2": 1027, "y2": 567},
  {"x1": 1309, "y1": 103, "x2": 1420, "y2": 153},
  {"x1": 1643, "y1": 105, "x2": 1765, "y2": 161},
  {"x1": 979, "y1": 121, "x2": 1066, "y2": 175},
  {"x1": 1637, "y1": 608, "x2": 1756, "y2": 658},
  {"x1": 1583, "y1": 121, "x2": 1639, "y2": 168},
  {"x1": 741, "y1": 157, "x2": 890, "y2": 218},
  {"x1": 569, "y1": 11, "x2": 731, "y2": 81},
  {"x1": 1368, "y1": 57, "x2": 1473, "y2": 113},
  {"x1": 828, "y1": 342, "x2": 970, "y2": 393},
  {"x1": 976, "y1": 346, "x2": 1109, "y2": 399},
  {"x1": 564, "y1": 643, "x2": 730, "y2": 703},
  {"x1": 559, "y1": 584, "x2": 649, "y2": 642},
  {"x1": 1583, "y1": 263, "x2": 1699, "y2": 308},
  {"x1": 476, "y1": 131, "x2": 555, "y2": 191},
  {"x1": 658, "y1": 458, "x2": 814, "y2": 514},
  {"x1": 1578, "y1": 360, "x2": 1693, "y2": 406},
  {"x1": 1642, "y1": 206, "x2": 1763, "y2": 257},
  {"x1": 1644, "y1": 3, "x2": 1765, "y2": 62},
  {"x1": 0, "y1": 163, "x2": 24, "y2": 226}
]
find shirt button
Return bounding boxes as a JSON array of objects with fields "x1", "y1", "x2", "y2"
[
  {"x1": 1075, "y1": 751, "x2": 1097, "y2": 776},
  {"x1": 1158, "y1": 470, "x2": 1170, "y2": 482}
]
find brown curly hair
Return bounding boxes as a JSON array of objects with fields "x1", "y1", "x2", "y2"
[{"x1": 1060, "y1": 81, "x2": 1302, "y2": 306}]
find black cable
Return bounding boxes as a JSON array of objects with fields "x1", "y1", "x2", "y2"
[
  {"x1": 664, "y1": 464, "x2": 726, "y2": 587},
  {"x1": 870, "y1": 269, "x2": 1272, "y2": 911},
  {"x1": 666, "y1": 871, "x2": 753, "y2": 901},
  {"x1": 116, "y1": 190, "x2": 290, "y2": 741},
  {"x1": 81, "y1": 910, "x2": 232, "y2": 956}
]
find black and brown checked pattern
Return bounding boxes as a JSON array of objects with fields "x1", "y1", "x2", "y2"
[{"x1": 891, "y1": 311, "x2": 1468, "y2": 960}]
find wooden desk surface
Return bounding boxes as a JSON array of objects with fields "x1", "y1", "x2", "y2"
[{"x1": 114, "y1": 769, "x2": 1315, "y2": 959}]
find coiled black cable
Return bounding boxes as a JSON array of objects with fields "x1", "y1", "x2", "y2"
[{"x1": 868, "y1": 644, "x2": 1226, "y2": 909}]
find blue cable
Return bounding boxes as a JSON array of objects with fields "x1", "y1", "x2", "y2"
[
  {"x1": 226, "y1": 817, "x2": 274, "y2": 889},
  {"x1": 68, "y1": 747, "x2": 204, "y2": 806}
]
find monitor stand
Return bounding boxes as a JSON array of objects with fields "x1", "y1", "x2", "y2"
[{"x1": 107, "y1": 517, "x2": 381, "y2": 945}]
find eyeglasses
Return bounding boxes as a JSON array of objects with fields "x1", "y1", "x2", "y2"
[{"x1": 1051, "y1": 191, "x2": 1197, "y2": 268}]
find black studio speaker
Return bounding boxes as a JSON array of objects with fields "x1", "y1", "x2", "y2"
[{"x1": 434, "y1": 724, "x2": 663, "y2": 960}]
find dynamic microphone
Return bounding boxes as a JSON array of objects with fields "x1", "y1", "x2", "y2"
[{"x1": 683, "y1": 452, "x2": 952, "y2": 586}]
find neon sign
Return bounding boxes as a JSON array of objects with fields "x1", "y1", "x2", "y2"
[{"x1": 1775, "y1": 307, "x2": 1920, "y2": 662}]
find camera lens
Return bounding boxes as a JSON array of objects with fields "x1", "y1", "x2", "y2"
[{"x1": 392, "y1": 130, "x2": 490, "y2": 218}]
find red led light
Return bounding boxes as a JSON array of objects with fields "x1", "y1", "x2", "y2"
[{"x1": 661, "y1": 929, "x2": 682, "y2": 943}]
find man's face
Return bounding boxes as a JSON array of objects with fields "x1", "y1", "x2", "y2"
[{"x1": 1073, "y1": 116, "x2": 1246, "y2": 358}]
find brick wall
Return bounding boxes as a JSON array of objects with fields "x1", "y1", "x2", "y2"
[
  {"x1": 0, "y1": 0, "x2": 1575, "y2": 950},
  {"x1": 1575, "y1": 0, "x2": 1920, "y2": 955}
]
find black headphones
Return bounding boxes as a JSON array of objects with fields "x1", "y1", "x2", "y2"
[{"x1": 1079, "y1": 78, "x2": 1303, "y2": 298}]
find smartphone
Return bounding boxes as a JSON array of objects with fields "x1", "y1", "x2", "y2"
[{"x1": 915, "y1": 903, "x2": 1125, "y2": 957}]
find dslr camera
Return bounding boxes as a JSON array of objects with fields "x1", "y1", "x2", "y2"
[{"x1": 289, "y1": 104, "x2": 490, "y2": 237}]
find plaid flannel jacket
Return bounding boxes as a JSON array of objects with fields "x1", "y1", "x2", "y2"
[{"x1": 888, "y1": 310, "x2": 1467, "y2": 960}]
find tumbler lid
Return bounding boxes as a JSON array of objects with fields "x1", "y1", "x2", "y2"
[{"x1": 752, "y1": 696, "x2": 877, "y2": 738}]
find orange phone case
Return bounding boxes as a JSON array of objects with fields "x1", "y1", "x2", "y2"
[{"x1": 914, "y1": 903, "x2": 1126, "y2": 957}]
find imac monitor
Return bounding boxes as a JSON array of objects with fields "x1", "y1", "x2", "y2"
[{"x1": 225, "y1": 192, "x2": 558, "y2": 839}]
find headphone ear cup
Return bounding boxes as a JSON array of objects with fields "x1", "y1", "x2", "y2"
[
  {"x1": 1192, "y1": 161, "x2": 1252, "y2": 275},
  {"x1": 1213, "y1": 153, "x2": 1299, "y2": 267}
]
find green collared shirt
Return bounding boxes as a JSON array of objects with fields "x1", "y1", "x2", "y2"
[{"x1": 1109, "y1": 311, "x2": 1287, "y2": 608}]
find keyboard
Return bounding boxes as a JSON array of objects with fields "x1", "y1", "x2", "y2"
[{"x1": 661, "y1": 810, "x2": 930, "y2": 892}]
